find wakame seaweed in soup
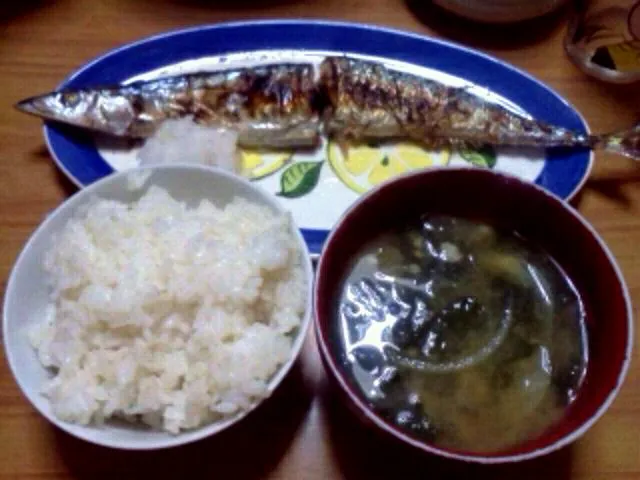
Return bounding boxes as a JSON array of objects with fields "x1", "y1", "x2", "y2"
[{"x1": 336, "y1": 215, "x2": 588, "y2": 453}]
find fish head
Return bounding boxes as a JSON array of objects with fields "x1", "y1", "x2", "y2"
[{"x1": 15, "y1": 89, "x2": 138, "y2": 137}]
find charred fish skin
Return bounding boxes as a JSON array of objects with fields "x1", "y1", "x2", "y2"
[
  {"x1": 189, "y1": 63, "x2": 323, "y2": 148},
  {"x1": 14, "y1": 55, "x2": 640, "y2": 159},
  {"x1": 15, "y1": 63, "x2": 324, "y2": 148},
  {"x1": 319, "y1": 56, "x2": 405, "y2": 143},
  {"x1": 319, "y1": 57, "x2": 590, "y2": 149}
]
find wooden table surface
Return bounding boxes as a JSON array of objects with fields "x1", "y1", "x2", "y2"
[{"x1": 1, "y1": 1, "x2": 639, "y2": 478}]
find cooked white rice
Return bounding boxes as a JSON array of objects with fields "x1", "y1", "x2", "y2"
[{"x1": 29, "y1": 185, "x2": 307, "y2": 434}]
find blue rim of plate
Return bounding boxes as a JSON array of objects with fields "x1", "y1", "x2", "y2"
[{"x1": 43, "y1": 19, "x2": 593, "y2": 256}]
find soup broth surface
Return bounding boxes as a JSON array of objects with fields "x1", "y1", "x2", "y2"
[{"x1": 336, "y1": 215, "x2": 588, "y2": 453}]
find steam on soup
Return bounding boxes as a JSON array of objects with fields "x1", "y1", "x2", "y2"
[{"x1": 336, "y1": 215, "x2": 588, "y2": 453}]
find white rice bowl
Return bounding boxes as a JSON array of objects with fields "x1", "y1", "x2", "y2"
[{"x1": 3, "y1": 164, "x2": 313, "y2": 450}]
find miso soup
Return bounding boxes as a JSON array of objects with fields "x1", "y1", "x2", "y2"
[{"x1": 336, "y1": 215, "x2": 588, "y2": 453}]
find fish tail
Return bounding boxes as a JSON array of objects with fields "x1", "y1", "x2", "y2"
[{"x1": 594, "y1": 123, "x2": 640, "y2": 160}]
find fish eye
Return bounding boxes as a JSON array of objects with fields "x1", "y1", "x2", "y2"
[{"x1": 61, "y1": 92, "x2": 81, "y2": 107}]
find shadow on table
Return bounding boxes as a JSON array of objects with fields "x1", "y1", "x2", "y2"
[
  {"x1": 29, "y1": 144, "x2": 78, "y2": 198},
  {"x1": 582, "y1": 76, "x2": 640, "y2": 118},
  {"x1": 581, "y1": 162, "x2": 640, "y2": 209},
  {"x1": 0, "y1": 0, "x2": 51, "y2": 23},
  {"x1": 405, "y1": 0, "x2": 572, "y2": 51},
  {"x1": 51, "y1": 160, "x2": 81, "y2": 198},
  {"x1": 53, "y1": 358, "x2": 314, "y2": 479},
  {"x1": 321, "y1": 383, "x2": 574, "y2": 480},
  {"x1": 29, "y1": 145, "x2": 78, "y2": 197}
]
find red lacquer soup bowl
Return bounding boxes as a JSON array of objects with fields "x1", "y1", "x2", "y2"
[{"x1": 313, "y1": 167, "x2": 633, "y2": 464}]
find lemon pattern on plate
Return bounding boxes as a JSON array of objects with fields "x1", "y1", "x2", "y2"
[
  {"x1": 327, "y1": 141, "x2": 451, "y2": 194},
  {"x1": 241, "y1": 142, "x2": 497, "y2": 199},
  {"x1": 241, "y1": 150, "x2": 293, "y2": 180}
]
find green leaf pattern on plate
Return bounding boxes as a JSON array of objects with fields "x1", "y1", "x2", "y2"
[
  {"x1": 460, "y1": 146, "x2": 497, "y2": 169},
  {"x1": 277, "y1": 161, "x2": 324, "y2": 198}
]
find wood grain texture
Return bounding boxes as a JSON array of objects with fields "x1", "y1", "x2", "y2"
[{"x1": 0, "y1": 1, "x2": 638, "y2": 478}]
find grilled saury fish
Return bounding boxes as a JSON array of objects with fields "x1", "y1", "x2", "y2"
[{"x1": 15, "y1": 56, "x2": 640, "y2": 158}]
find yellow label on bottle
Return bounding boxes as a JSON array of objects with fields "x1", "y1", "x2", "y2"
[{"x1": 605, "y1": 42, "x2": 640, "y2": 72}]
